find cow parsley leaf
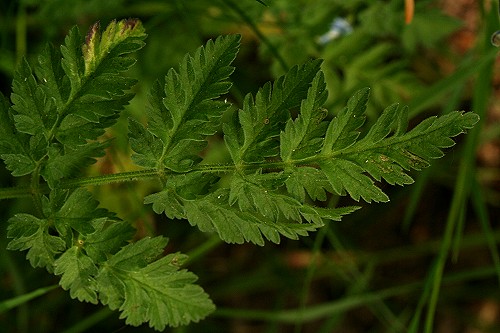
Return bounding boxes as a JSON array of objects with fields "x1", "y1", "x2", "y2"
[
  {"x1": 83, "y1": 218, "x2": 136, "y2": 263},
  {"x1": 129, "y1": 34, "x2": 240, "y2": 172},
  {"x1": 145, "y1": 173, "x2": 352, "y2": 245},
  {"x1": 280, "y1": 71, "x2": 329, "y2": 162},
  {"x1": 284, "y1": 166, "x2": 332, "y2": 202},
  {"x1": 143, "y1": 51, "x2": 478, "y2": 246},
  {"x1": 0, "y1": 21, "x2": 481, "y2": 332},
  {"x1": 7, "y1": 19, "x2": 146, "y2": 188},
  {"x1": 54, "y1": 246, "x2": 99, "y2": 303},
  {"x1": 224, "y1": 59, "x2": 322, "y2": 164},
  {"x1": 316, "y1": 89, "x2": 479, "y2": 202},
  {"x1": 6, "y1": 214, "x2": 66, "y2": 273},
  {"x1": 97, "y1": 237, "x2": 214, "y2": 330}
]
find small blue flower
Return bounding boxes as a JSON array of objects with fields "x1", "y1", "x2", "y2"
[{"x1": 317, "y1": 17, "x2": 353, "y2": 45}]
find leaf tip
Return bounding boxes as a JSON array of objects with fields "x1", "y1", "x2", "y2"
[
  {"x1": 85, "y1": 21, "x2": 100, "y2": 47},
  {"x1": 462, "y1": 111, "x2": 480, "y2": 128},
  {"x1": 121, "y1": 18, "x2": 141, "y2": 32}
]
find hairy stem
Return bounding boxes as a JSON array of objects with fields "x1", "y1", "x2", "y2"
[
  {"x1": 0, "y1": 159, "x2": 281, "y2": 199},
  {"x1": 30, "y1": 160, "x2": 46, "y2": 217}
]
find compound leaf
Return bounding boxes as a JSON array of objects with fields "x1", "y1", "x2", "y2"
[
  {"x1": 54, "y1": 246, "x2": 99, "y2": 304},
  {"x1": 97, "y1": 237, "x2": 214, "y2": 329},
  {"x1": 147, "y1": 186, "x2": 327, "y2": 246},
  {"x1": 1, "y1": 26, "x2": 482, "y2": 332},
  {"x1": 130, "y1": 34, "x2": 240, "y2": 172},
  {"x1": 280, "y1": 71, "x2": 329, "y2": 162},
  {"x1": 315, "y1": 91, "x2": 479, "y2": 202},
  {"x1": 185, "y1": 190, "x2": 320, "y2": 245},
  {"x1": 224, "y1": 59, "x2": 322, "y2": 164},
  {"x1": 6, "y1": 214, "x2": 66, "y2": 273},
  {"x1": 6, "y1": 19, "x2": 146, "y2": 187},
  {"x1": 83, "y1": 218, "x2": 135, "y2": 263}
]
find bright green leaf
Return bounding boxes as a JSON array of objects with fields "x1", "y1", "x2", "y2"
[
  {"x1": 317, "y1": 89, "x2": 479, "y2": 202},
  {"x1": 7, "y1": 214, "x2": 66, "y2": 273},
  {"x1": 97, "y1": 237, "x2": 214, "y2": 329},
  {"x1": 54, "y1": 246, "x2": 99, "y2": 303}
]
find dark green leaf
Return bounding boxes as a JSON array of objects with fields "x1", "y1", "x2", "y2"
[
  {"x1": 1, "y1": 154, "x2": 35, "y2": 176},
  {"x1": 284, "y1": 166, "x2": 332, "y2": 202},
  {"x1": 280, "y1": 71, "x2": 329, "y2": 161},
  {"x1": 229, "y1": 172, "x2": 302, "y2": 222},
  {"x1": 53, "y1": 188, "x2": 113, "y2": 235},
  {"x1": 224, "y1": 59, "x2": 322, "y2": 163},
  {"x1": 42, "y1": 142, "x2": 108, "y2": 188},
  {"x1": 130, "y1": 35, "x2": 240, "y2": 172},
  {"x1": 83, "y1": 219, "x2": 135, "y2": 263}
]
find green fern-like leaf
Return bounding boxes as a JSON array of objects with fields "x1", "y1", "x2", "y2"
[
  {"x1": 54, "y1": 246, "x2": 99, "y2": 303},
  {"x1": 224, "y1": 59, "x2": 322, "y2": 164},
  {"x1": 183, "y1": 190, "x2": 324, "y2": 245},
  {"x1": 0, "y1": 93, "x2": 35, "y2": 176},
  {"x1": 6, "y1": 214, "x2": 66, "y2": 273},
  {"x1": 7, "y1": 19, "x2": 146, "y2": 187},
  {"x1": 6, "y1": 188, "x2": 129, "y2": 272},
  {"x1": 145, "y1": 182, "x2": 338, "y2": 245},
  {"x1": 316, "y1": 89, "x2": 479, "y2": 202},
  {"x1": 97, "y1": 237, "x2": 214, "y2": 330},
  {"x1": 280, "y1": 71, "x2": 329, "y2": 162},
  {"x1": 141, "y1": 48, "x2": 478, "y2": 246},
  {"x1": 129, "y1": 34, "x2": 240, "y2": 172},
  {"x1": 1, "y1": 20, "x2": 481, "y2": 331}
]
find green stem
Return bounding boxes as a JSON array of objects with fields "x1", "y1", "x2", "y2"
[
  {"x1": 0, "y1": 284, "x2": 58, "y2": 313},
  {"x1": 185, "y1": 235, "x2": 222, "y2": 265},
  {"x1": 294, "y1": 226, "x2": 327, "y2": 333},
  {"x1": 213, "y1": 265, "x2": 497, "y2": 324},
  {"x1": 15, "y1": 3, "x2": 27, "y2": 63},
  {"x1": 30, "y1": 160, "x2": 46, "y2": 217},
  {"x1": 0, "y1": 248, "x2": 29, "y2": 332},
  {"x1": 423, "y1": 3, "x2": 495, "y2": 331},
  {"x1": 0, "y1": 160, "x2": 285, "y2": 199},
  {"x1": 219, "y1": 0, "x2": 289, "y2": 73},
  {"x1": 61, "y1": 308, "x2": 113, "y2": 333}
]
